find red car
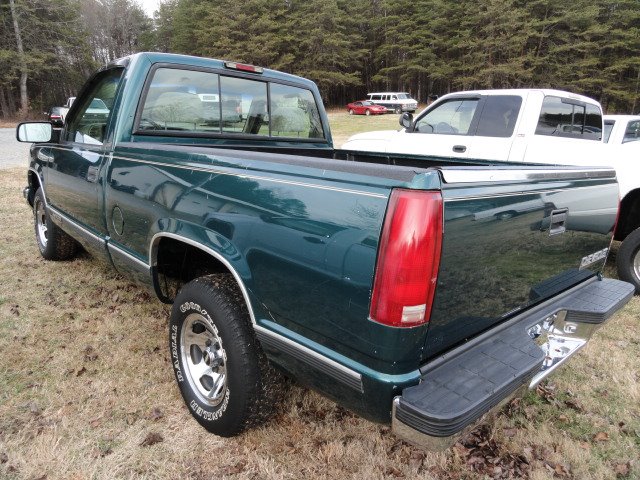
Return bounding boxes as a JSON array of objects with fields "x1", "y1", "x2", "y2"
[{"x1": 346, "y1": 100, "x2": 387, "y2": 116}]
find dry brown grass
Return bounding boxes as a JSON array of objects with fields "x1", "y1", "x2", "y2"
[{"x1": 0, "y1": 165, "x2": 638, "y2": 480}]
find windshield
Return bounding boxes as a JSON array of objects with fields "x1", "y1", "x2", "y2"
[
  {"x1": 362, "y1": 101, "x2": 373, "y2": 106},
  {"x1": 397, "y1": 93, "x2": 410, "y2": 99}
]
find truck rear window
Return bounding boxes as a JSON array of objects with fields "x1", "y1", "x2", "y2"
[
  {"x1": 535, "y1": 96, "x2": 602, "y2": 140},
  {"x1": 137, "y1": 66, "x2": 325, "y2": 140}
]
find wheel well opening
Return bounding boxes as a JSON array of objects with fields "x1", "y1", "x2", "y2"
[
  {"x1": 154, "y1": 237, "x2": 230, "y2": 302},
  {"x1": 27, "y1": 170, "x2": 41, "y2": 206},
  {"x1": 616, "y1": 191, "x2": 640, "y2": 241}
]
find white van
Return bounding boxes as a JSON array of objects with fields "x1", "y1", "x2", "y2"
[{"x1": 366, "y1": 92, "x2": 418, "y2": 113}]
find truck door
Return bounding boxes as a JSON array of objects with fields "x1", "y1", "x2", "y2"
[
  {"x1": 465, "y1": 94, "x2": 524, "y2": 161},
  {"x1": 390, "y1": 96, "x2": 481, "y2": 158},
  {"x1": 46, "y1": 67, "x2": 124, "y2": 259}
]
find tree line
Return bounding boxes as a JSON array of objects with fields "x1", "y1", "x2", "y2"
[{"x1": 1, "y1": 0, "x2": 638, "y2": 118}]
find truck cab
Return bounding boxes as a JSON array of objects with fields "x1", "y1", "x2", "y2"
[{"x1": 344, "y1": 89, "x2": 605, "y2": 164}]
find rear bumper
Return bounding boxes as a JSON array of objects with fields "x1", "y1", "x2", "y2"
[{"x1": 391, "y1": 277, "x2": 634, "y2": 450}]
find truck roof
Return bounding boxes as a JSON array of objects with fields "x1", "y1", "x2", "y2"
[
  {"x1": 441, "y1": 88, "x2": 600, "y2": 106},
  {"x1": 603, "y1": 114, "x2": 640, "y2": 121},
  {"x1": 110, "y1": 52, "x2": 319, "y2": 90}
]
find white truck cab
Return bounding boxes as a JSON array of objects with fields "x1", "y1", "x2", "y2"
[
  {"x1": 604, "y1": 114, "x2": 640, "y2": 144},
  {"x1": 344, "y1": 89, "x2": 605, "y2": 164}
]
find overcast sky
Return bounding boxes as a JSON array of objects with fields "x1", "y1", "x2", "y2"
[{"x1": 137, "y1": 0, "x2": 161, "y2": 17}]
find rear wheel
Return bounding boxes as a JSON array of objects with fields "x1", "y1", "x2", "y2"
[
  {"x1": 616, "y1": 227, "x2": 640, "y2": 293},
  {"x1": 169, "y1": 274, "x2": 281, "y2": 436},
  {"x1": 33, "y1": 188, "x2": 77, "y2": 260},
  {"x1": 365, "y1": 109, "x2": 371, "y2": 116},
  {"x1": 348, "y1": 109, "x2": 354, "y2": 115}
]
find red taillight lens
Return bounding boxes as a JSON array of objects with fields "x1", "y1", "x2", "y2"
[
  {"x1": 369, "y1": 189, "x2": 443, "y2": 327},
  {"x1": 50, "y1": 115, "x2": 61, "y2": 119},
  {"x1": 224, "y1": 61, "x2": 264, "y2": 74}
]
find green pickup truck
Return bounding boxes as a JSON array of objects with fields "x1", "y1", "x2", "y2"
[{"x1": 17, "y1": 52, "x2": 634, "y2": 449}]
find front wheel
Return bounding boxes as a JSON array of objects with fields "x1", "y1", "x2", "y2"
[
  {"x1": 394, "y1": 106, "x2": 402, "y2": 114},
  {"x1": 616, "y1": 228, "x2": 640, "y2": 293},
  {"x1": 365, "y1": 109, "x2": 371, "y2": 116},
  {"x1": 33, "y1": 188, "x2": 77, "y2": 260},
  {"x1": 169, "y1": 274, "x2": 280, "y2": 436}
]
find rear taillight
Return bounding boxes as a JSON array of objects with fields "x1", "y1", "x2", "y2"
[
  {"x1": 224, "y1": 61, "x2": 264, "y2": 74},
  {"x1": 369, "y1": 189, "x2": 443, "y2": 327},
  {"x1": 50, "y1": 115, "x2": 61, "y2": 119}
]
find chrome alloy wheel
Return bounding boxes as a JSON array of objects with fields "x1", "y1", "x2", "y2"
[
  {"x1": 35, "y1": 198, "x2": 48, "y2": 248},
  {"x1": 181, "y1": 313, "x2": 227, "y2": 406}
]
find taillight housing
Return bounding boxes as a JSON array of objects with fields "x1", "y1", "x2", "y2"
[
  {"x1": 224, "y1": 61, "x2": 264, "y2": 74},
  {"x1": 369, "y1": 189, "x2": 443, "y2": 327}
]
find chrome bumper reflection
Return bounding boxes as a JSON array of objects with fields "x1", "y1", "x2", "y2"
[{"x1": 526, "y1": 311, "x2": 596, "y2": 388}]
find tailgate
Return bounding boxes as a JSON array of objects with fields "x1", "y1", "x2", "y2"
[{"x1": 424, "y1": 166, "x2": 618, "y2": 359}]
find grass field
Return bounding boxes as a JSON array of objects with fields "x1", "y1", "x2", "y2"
[
  {"x1": 0, "y1": 115, "x2": 638, "y2": 479},
  {"x1": 326, "y1": 108, "x2": 406, "y2": 147}
]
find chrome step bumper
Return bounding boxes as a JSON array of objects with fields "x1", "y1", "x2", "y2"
[{"x1": 391, "y1": 277, "x2": 634, "y2": 450}]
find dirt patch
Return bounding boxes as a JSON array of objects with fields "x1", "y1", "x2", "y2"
[{"x1": 0, "y1": 167, "x2": 637, "y2": 479}]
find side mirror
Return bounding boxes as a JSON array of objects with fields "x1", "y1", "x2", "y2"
[
  {"x1": 399, "y1": 112, "x2": 413, "y2": 130},
  {"x1": 16, "y1": 122, "x2": 53, "y2": 143}
]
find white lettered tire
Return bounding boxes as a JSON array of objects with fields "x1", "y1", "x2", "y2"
[{"x1": 169, "y1": 274, "x2": 279, "y2": 436}]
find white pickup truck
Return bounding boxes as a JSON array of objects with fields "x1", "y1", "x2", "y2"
[
  {"x1": 600, "y1": 115, "x2": 640, "y2": 291},
  {"x1": 342, "y1": 89, "x2": 605, "y2": 163},
  {"x1": 342, "y1": 89, "x2": 640, "y2": 293},
  {"x1": 604, "y1": 115, "x2": 640, "y2": 144}
]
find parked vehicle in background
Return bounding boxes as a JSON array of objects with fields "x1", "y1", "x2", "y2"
[
  {"x1": 344, "y1": 89, "x2": 604, "y2": 163},
  {"x1": 598, "y1": 115, "x2": 640, "y2": 292},
  {"x1": 59, "y1": 96, "x2": 77, "y2": 123},
  {"x1": 46, "y1": 106, "x2": 64, "y2": 128},
  {"x1": 603, "y1": 115, "x2": 640, "y2": 144},
  {"x1": 16, "y1": 53, "x2": 633, "y2": 449},
  {"x1": 346, "y1": 100, "x2": 387, "y2": 116},
  {"x1": 366, "y1": 92, "x2": 418, "y2": 113}
]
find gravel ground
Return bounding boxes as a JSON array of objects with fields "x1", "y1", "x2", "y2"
[{"x1": 0, "y1": 128, "x2": 30, "y2": 169}]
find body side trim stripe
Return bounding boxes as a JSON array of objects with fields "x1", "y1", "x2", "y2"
[
  {"x1": 107, "y1": 242, "x2": 150, "y2": 270},
  {"x1": 254, "y1": 325, "x2": 364, "y2": 393},
  {"x1": 44, "y1": 145, "x2": 387, "y2": 199},
  {"x1": 48, "y1": 205, "x2": 106, "y2": 245}
]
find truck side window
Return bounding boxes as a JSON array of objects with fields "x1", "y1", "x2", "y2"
[
  {"x1": 414, "y1": 98, "x2": 479, "y2": 135},
  {"x1": 623, "y1": 120, "x2": 640, "y2": 143},
  {"x1": 535, "y1": 96, "x2": 602, "y2": 140},
  {"x1": 139, "y1": 68, "x2": 221, "y2": 133},
  {"x1": 220, "y1": 76, "x2": 268, "y2": 135},
  {"x1": 603, "y1": 120, "x2": 615, "y2": 143},
  {"x1": 475, "y1": 95, "x2": 522, "y2": 138},
  {"x1": 270, "y1": 83, "x2": 324, "y2": 139},
  {"x1": 65, "y1": 68, "x2": 123, "y2": 145}
]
